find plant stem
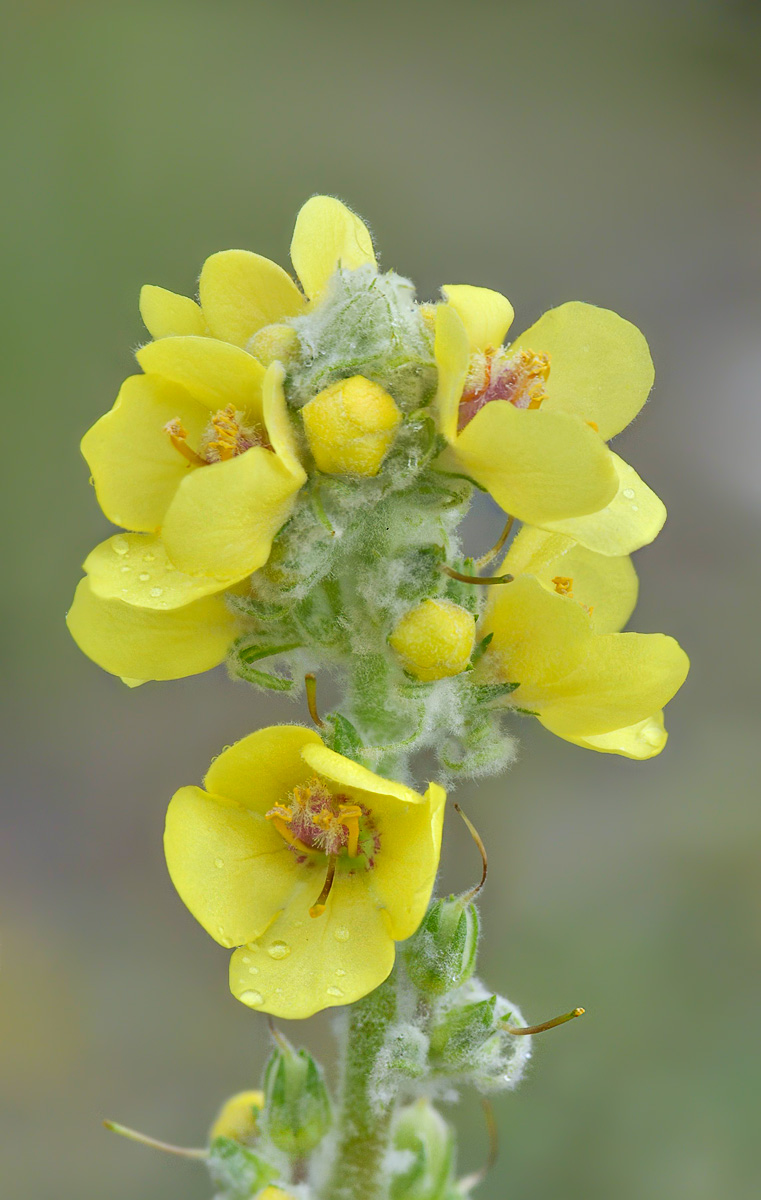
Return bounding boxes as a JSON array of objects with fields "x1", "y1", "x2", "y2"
[{"x1": 319, "y1": 975, "x2": 397, "y2": 1200}]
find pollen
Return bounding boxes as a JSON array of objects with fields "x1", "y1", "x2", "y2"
[
  {"x1": 265, "y1": 780, "x2": 372, "y2": 866},
  {"x1": 165, "y1": 406, "x2": 268, "y2": 467},
  {"x1": 458, "y1": 347, "x2": 551, "y2": 430},
  {"x1": 552, "y1": 576, "x2": 574, "y2": 597}
]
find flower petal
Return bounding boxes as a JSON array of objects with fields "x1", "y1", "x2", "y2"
[
  {"x1": 511, "y1": 302, "x2": 654, "y2": 440},
  {"x1": 441, "y1": 285, "x2": 514, "y2": 350},
  {"x1": 198, "y1": 250, "x2": 305, "y2": 348},
  {"x1": 161, "y1": 446, "x2": 303, "y2": 582},
  {"x1": 290, "y1": 196, "x2": 376, "y2": 300},
  {"x1": 137, "y1": 336, "x2": 266, "y2": 422},
  {"x1": 204, "y1": 726, "x2": 325, "y2": 814},
  {"x1": 81, "y1": 374, "x2": 210, "y2": 531},
  {"x1": 538, "y1": 631, "x2": 689, "y2": 738},
  {"x1": 300, "y1": 743, "x2": 424, "y2": 806},
  {"x1": 503, "y1": 526, "x2": 638, "y2": 634},
  {"x1": 262, "y1": 361, "x2": 305, "y2": 479},
  {"x1": 164, "y1": 785, "x2": 299, "y2": 948},
  {"x1": 368, "y1": 782, "x2": 446, "y2": 940},
  {"x1": 563, "y1": 712, "x2": 668, "y2": 759},
  {"x1": 66, "y1": 578, "x2": 238, "y2": 681},
  {"x1": 139, "y1": 285, "x2": 206, "y2": 339},
  {"x1": 536, "y1": 453, "x2": 667, "y2": 555},
  {"x1": 452, "y1": 402, "x2": 618, "y2": 524},
  {"x1": 229, "y1": 872, "x2": 395, "y2": 1019},
  {"x1": 83, "y1": 532, "x2": 225, "y2": 608},
  {"x1": 433, "y1": 304, "x2": 470, "y2": 443}
]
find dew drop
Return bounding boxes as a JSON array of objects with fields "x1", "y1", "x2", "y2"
[
  {"x1": 335, "y1": 968, "x2": 346, "y2": 977},
  {"x1": 241, "y1": 955, "x2": 251, "y2": 964},
  {"x1": 165, "y1": 562, "x2": 176, "y2": 571},
  {"x1": 622, "y1": 487, "x2": 635, "y2": 500},
  {"x1": 333, "y1": 926, "x2": 350, "y2": 942},
  {"x1": 138, "y1": 572, "x2": 150, "y2": 582},
  {"x1": 214, "y1": 857, "x2": 224, "y2": 869},
  {"x1": 248, "y1": 965, "x2": 259, "y2": 975},
  {"x1": 239, "y1": 989, "x2": 263, "y2": 1006},
  {"x1": 112, "y1": 536, "x2": 129, "y2": 556},
  {"x1": 267, "y1": 941, "x2": 291, "y2": 960},
  {"x1": 326, "y1": 986, "x2": 344, "y2": 998},
  {"x1": 120, "y1": 565, "x2": 131, "y2": 573},
  {"x1": 150, "y1": 586, "x2": 163, "y2": 598},
  {"x1": 631, "y1": 504, "x2": 639, "y2": 512},
  {"x1": 143, "y1": 552, "x2": 155, "y2": 563}
]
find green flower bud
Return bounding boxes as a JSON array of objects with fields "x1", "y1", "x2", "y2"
[
  {"x1": 391, "y1": 1099, "x2": 456, "y2": 1200},
  {"x1": 429, "y1": 995, "x2": 498, "y2": 1069},
  {"x1": 262, "y1": 1037, "x2": 332, "y2": 1156},
  {"x1": 404, "y1": 896, "x2": 479, "y2": 996}
]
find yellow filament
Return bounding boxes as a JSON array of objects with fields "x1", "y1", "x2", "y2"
[
  {"x1": 338, "y1": 805, "x2": 362, "y2": 857},
  {"x1": 164, "y1": 418, "x2": 206, "y2": 466}
]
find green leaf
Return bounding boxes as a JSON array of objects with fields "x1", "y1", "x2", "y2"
[
  {"x1": 324, "y1": 712, "x2": 365, "y2": 760},
  {"x1": 469, "y1": 681, "x2": 519, "y2": 704},
  {"x1": 470, "y1": 631, "x2": 493, "y2": 665}
]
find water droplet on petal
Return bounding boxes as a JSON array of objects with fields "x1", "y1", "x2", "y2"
[
  {"x1": 248, "y1": 965, "x2": 259, "y2": 975},
  {"x1": 214, "y1": 857, "x2": 224, "y2": 869},
  {"x1": 239, "y1": 989, "x2": 263, "y2": 1006},
  {"x1": 326, "y1": 986, "x2": 344, "y2": 998},
  {"x1": 267, "y1": 941, "x2": 291, "y2": 960},
  {"x1": 335, "y1": 968, "x2": 346, "y2": 977},
  {"x1": 622, "y1": 488, "x2": 635, "y2": 500},
  {"x1": 150, "y1": 586, "x2": 163, "y2": 598},
  {"x1": 165, "y1": 562, "x2": 176, "y2": 572},
  {"x1": 138, "y1": 572, "x2": 150, "y2": 582},
  {"x1": 121, "y1": 565, "x2": 131, "y2": 573},
  {"x1": 631, "y1": 504, "x2": 639, "y2": 512},
  {"x1": 112, "y1": 536, "x2": 129, "y2": 556},
  {"x1": 143, "y1": 552, "x2": 155, "y2": 562},
  {"x1": 241, "y1": 955, "x2": 251, "y2": 964},
  {"x1": 333, "y1": 926, "x2": 350, "y2": 942}
]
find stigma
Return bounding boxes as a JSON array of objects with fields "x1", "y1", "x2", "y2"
[{"x1": 164, "y1": 405, "x2": 269, "y2": 466}]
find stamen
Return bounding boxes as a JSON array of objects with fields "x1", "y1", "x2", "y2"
[
  {"x1": 475, "y1": 514, "x2": 515, "y2": 570},
  {"x1": 103, "y1": 1120, "x2": 207, "y2": 1160},
  {"x1": 207, "y1": 404, "x2": 241, "y2": 461},
  {"x1": 164, "y1": 418, "x2": 206, "y2": 467},
  {"x1": 454, "y1": 802, "x2": 488, "y2": 903},
  {"x1": 441, "y1": 564, "x2": 514, "y2": 586},
  {"x1": 305, "y1": 673, "x2": 324, "y2": 728},
  {"x1": 505, "y1": 1007, "x2": 585, "y2": 1036},
  {"x1": 268, "y1": 816, "x2": 305, "y2": 850},
  {"x1": 552, "y1": 575, "x2": 574, "y2": 597},
  {"x1": 338, "y1": 804, "x2": 363, "y2": 857},
  {"x1": 310, "y1": 854, "x2": 337, "y2": 918}
]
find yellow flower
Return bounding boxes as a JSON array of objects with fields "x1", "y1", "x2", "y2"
[
  {"x1": 476, "y1": 526, "x2": 689, "y2": 758},
  {"x1": 164, "y1": 726, "x2": 446, "y2": 1019},
  {"x1": 139, "y1": 195, "x2": 376, "y2": 347},
  {"x1": 82, "y1": 358, "x2": 306, "y2": 584},
  {"x1": 301, "y1": 375, "x2": 402, "y2": 476},
  {"x1": 209, "y1": 1090, "x2": 264, "y2": 1144},
  {"x1": 389, "y1": 599, "x2": 476, "y2": 681},
  {"x1": 434, "y1": 288, "x2": 666, "y2": 554},
  {"x1": 66, "y1": 532, "x2": 242, "y2": 685}
]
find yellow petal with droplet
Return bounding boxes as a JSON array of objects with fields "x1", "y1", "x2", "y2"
[
  {"x1": 83, "y1": 532, "x2": 225, "y2": 608},
  {"x1": 511, "y1": 301, "x2": 654, "y2": 440},
  {"x1": 290, "y1": 196, "x2": 376, "y2": 300},
  {"x1": 537, "y1": 453, "x2": 666, "y2": 555},
  {"x1": 229, "y1": 873, "x2": 394, "y2": 1019},
  {"x1": 442, "y1": 284, "x2": 514, "y2": 350},
  {"x1": 199, "y1": 250, "x2": 305, "y2": 348},
  {"x1": 139, "y1": 285, "x2": 206, "y2": 339},
  {"x1": 165, "y1": 786, "x2": 299, "y2": 947},
  {"x1": 66, "y1": 579, "x2": 238, "y2": 681}
]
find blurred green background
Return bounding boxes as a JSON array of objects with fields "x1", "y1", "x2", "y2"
[{"x1": 1, "y1": 1, "x2": 760, "y2": 1196}]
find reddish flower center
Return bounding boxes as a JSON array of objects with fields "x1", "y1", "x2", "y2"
[{"x1": 458, "y1": 347, "x2": 550, "y2": 432}]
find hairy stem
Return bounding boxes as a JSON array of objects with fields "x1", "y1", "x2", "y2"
[{"x1": 319, "y1": 975, "x2": 397, "y2": 1200}]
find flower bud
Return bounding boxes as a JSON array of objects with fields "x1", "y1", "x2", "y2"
[
  {"x1": 262, "y1": 1038, "x2": 331, "y2": 1156},
  {"x1": 391, "y1": 1099, "x2": 456, "y2": 1200},
  {"x1": 404, "y1": 896, "x2": 479, "y2": 996},
  {"x1": 390, "y1": 599, "x2": 475, "y2": 682},
  {"x1": 209, "y1": 1089, "x2": 264, "y2": 1145},
  {"x1": 429, "y1": 995, "x2": 498, "y2": 1070},
  {"x1": 301, "y1": 375, "x2": 402, "y2": 476},
  {"x1": 427, "y1": 983, "x2": 533, "y2": 1092},
  {"x1": 248, "y1": 323, "x2": 300, "y2": 366}
]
